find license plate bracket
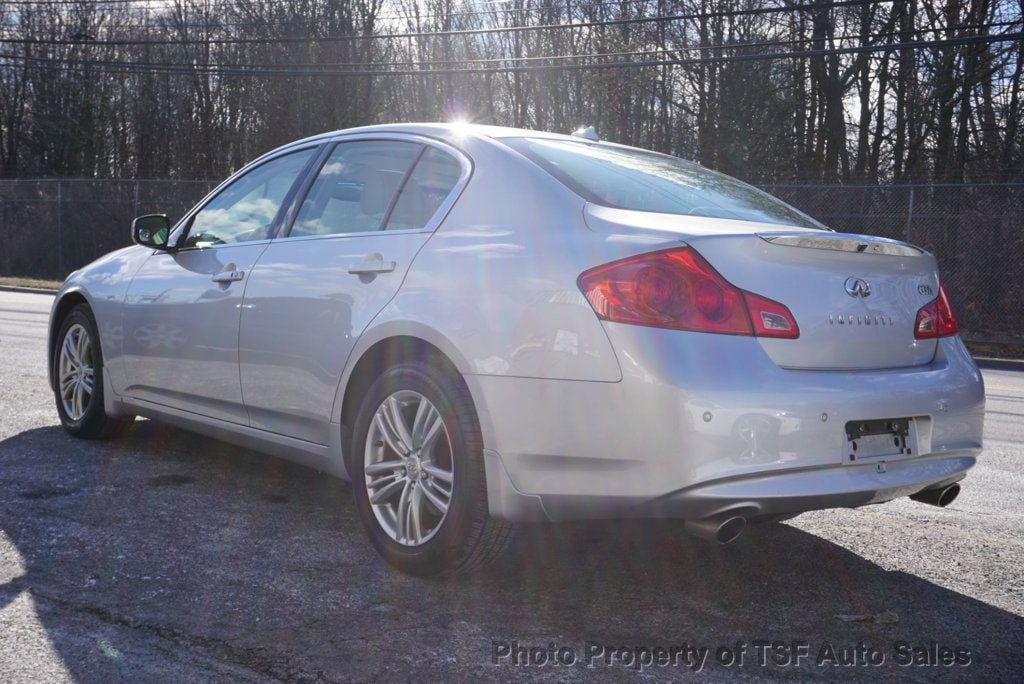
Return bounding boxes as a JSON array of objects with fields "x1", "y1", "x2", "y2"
[{"x1": 844, "y1": 418, "x2": 914, "y2": 463}]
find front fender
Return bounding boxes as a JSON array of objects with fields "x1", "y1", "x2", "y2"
[{"x1": 47, "y1": 245, "x2": 152, "y2": 394}]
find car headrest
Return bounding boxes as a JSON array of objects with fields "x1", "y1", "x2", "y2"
[
  {"x1": 360, "y1": 169, "x2": 405, "y2": 216},
  {"x1": 390, "y1": 178, "x2": 454, "y2": 227},
  {"x1": 328, "y1": 181, "x2": 361, "y2": 203}
]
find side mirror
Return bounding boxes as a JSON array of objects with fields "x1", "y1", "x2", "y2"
[{"x1": 132, "y1": 214, "x2": 172, "y2": 250}]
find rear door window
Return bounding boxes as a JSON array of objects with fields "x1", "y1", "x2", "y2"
[
  {"x1": 290, "y1": 141, "x2": 422, "y2": 237},
  {"x1": 384, "y1": 147, "x2": 463, "y2": 230}
]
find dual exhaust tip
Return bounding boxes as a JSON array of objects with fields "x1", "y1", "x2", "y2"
[
  {"x1": 685, "y1": 514, "x2": 747, "y2": 545},
  {"x1": 910, "y1": 482, "x2": 961, "y2": 508},
  {"x1": 686, "y1": 483, "x2": 961, "y2": 545}
]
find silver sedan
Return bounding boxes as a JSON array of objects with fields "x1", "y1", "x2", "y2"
[{"x1": 48, "y1": 123, "x2": 985, "y2": 575}]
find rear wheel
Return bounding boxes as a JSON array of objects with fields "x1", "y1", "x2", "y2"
[
  {"x1": 53, "y1": 304, "x2": 131, "y2": 438},
  {"x1": 349, "y1": 358, "x2": 513, "y2": 576}
]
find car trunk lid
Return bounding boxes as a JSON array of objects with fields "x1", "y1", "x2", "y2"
[{"x1": 584, "y1": 206, "x2": 941, "y2": 370}]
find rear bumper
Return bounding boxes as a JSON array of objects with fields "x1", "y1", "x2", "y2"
[
  {"x1": 482, "y1": 449, "x2": 976, "y2": 523},
  {"x1": 654, "y1": 451, "x2": 974, "y2": 518},
  {"x1": 467, "y1": 332, "x2": 984, "y2": 523}
]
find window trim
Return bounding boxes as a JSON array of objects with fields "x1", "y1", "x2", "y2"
[
  {"x1": 168, "y1": 143, "x2": 324, "y2": 251},
  {"x1": 275, "y1": 133, "x2": 473, "y2": 243},
  {"x1": 272, "y1": 142, "x2": 335, "y2": 240},
  {"x1": 379, "y1": 144, "x2": 428, "y2": 230}
]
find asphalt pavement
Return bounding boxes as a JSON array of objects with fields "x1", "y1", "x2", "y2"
[{"x1": 0, "y1": 290, "x2": 1022, "y2": 682}]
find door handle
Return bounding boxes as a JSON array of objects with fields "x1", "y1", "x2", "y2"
[
  {"x1": 348, "y1": 257, "x2": 396, "y2": 275},
  {"x1": 211, "y1": 270, "x2": 244, "y2": 283}
]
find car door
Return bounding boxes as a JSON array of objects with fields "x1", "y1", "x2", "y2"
[
  {"x1": 122, "y1": 147, "x2": 319, "y2": 423},
  {"x1": 238, "y1": 136, "x2": 469, "y2": 444}
]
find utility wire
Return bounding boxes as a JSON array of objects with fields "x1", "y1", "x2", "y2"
[
  {"x1": 4, "y1": 0, "x2": 689, "y2": 23},
  {"x1": 8, "y1": 21, "x2": 1016, "y2": 71},
  {"x1": 0, "y1": 0, "x2": 898, "y2": 45},
  {"x1": 4, "y1": 18, "x2": 1012, "y2": 54},
  {"x1": 1, "y1": 30, "x2": 1017, "y2": 77},
  {"x1": 0, "y1": 0, "x2": 701, "y2": 18}
]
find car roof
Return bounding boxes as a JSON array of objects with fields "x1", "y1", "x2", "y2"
[
  {"x1": 278, "y1": 122, "x2": 585, "y2": 150},
  {"x1": 250, "y1": 122, "x2": 667, "y2": 174}
]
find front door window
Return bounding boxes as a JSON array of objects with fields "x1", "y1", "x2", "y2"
[{"x1": 184, "y1": 149, "x2": 315, "y2": 247}]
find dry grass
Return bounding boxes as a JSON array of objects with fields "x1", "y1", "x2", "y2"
[
  {"x1": 966, "y1": 341, "x2": 1024, "y2": 361},
  {"x1": 0, "y1": 276, "x2": 63, "y2": 291}
]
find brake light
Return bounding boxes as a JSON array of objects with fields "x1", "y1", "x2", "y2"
[
  {"x1": 577, "y1": 247, "x2": 799, "y2": 338},
  {"x1": 914, "y1": 284, "x2": 958, "y2": 339}
]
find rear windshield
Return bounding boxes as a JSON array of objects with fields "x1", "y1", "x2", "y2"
[{"x1": 505, "y1": 138, "x2": 824, "y2": 230}]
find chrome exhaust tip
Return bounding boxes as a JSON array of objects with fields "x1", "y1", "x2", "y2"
[
  {"x1": 685, "y1": 514, "x2": 747, "y2": 544},
  {"x1": 910, "y1": 482, "x2": 961, "y2": 508}
]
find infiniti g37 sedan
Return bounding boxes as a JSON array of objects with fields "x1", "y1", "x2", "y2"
[{"x1": 48, "y1": 123, "x2": 984, "y2": 575}]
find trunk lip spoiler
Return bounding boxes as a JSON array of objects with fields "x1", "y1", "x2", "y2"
[{"x1": 758, "y1": 232, "x2": 924, "y2": 257}]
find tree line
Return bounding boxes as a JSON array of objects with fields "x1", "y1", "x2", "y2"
[{"x1": 0, "y1": 0, "x2": 1021, "y2": 184}]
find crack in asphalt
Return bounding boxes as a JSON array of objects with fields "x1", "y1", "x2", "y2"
[{"x1": 0, "y1": 579, "x2": 322, "y2": 681}]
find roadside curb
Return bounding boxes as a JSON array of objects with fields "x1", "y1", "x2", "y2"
[
  {"x1": 974, "y1": 357, "x2": 1024, "y2": 372},
  {"x1": 0, "y1": 285, "x2": 58, "y2": 295}
]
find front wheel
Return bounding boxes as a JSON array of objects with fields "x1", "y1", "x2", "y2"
[
  {"x1": 53, "y1": 304, "x2": 131, "y2": 438},
  {"x1": 350, "y1": 359, "x2": 513, "y2": 576}
]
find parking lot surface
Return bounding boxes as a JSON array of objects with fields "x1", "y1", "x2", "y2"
[{"x1": 1, "y1": 290, "x2": 1022, "y2": 681}]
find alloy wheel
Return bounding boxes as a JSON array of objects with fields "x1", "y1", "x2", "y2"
[
  {"x1": 364, "y1": 390, "x2": 455, "y2": 546},
  {"x1": 58, "y1": 323, "x2": 95, "y2": 421}
]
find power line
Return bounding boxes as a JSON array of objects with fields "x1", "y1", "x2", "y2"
[
  {"x1": 3, "y1": 0, "x2": 679, "y2": 24},
  {"x1": 5, "y1": 15, "x2": 1012, "y2": 52},
  {"x1": 9, "y1": 21, "x2": 1016, "y2": 71},
  {"x1": 0, "y1": 1, "x2": 896, "y2": 46},
  {"x1": 0, "y1": 0, "x2": 668, "y2": 18},
  {"x1": 0, "y1": 8, "x2": 884, "y2": 36},
  {"x1": 2, "y1": 30, "x2": 1017, "y2": 77},
  {"x1": 0, "y1": 0, "x2": 167, "y2": 4},
  {"x1": 0, "y1": 1, "x2": 708, "y2": 31}
]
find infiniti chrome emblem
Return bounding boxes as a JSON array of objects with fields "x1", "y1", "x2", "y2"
[
  {"x1": 844, "y1": 277, "x2": 871, "y2": 298},
  {"x1": 829, "y1": 313, "x2": 894, "y2": 326}
]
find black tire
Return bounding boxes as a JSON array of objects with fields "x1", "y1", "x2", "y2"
[
  {"x1": 53, "y1": 303, "x2": 132, "y2": 439},
  {"x1": 349, "y1": 357, "x2": 514, "y2": 576}
]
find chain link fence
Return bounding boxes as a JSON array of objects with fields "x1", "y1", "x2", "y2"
[
  {"x1": 0, "y1": 179, "x2": 214, "y2": 279},
  {"x1": 763, "y1": 183, "x2": 1024, "y2": 345},
  {"x1": 1, "y1": 179, "x2": 1020, "y2": 344}
]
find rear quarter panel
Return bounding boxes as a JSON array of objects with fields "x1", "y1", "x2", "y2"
[{"x1": 362, "y1": 136, "x2": 627, "y2": 385}]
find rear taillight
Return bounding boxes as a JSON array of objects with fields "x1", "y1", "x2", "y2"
[
  {"x1": 914, "y1": 284, "x2": 958, "y2": 339},
  {"x1": 743, "y1": 291, "x2": 800, "y2": 338},
  {"x1": 577, "y1": 247, "x2": 799, "y2": 338}
]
